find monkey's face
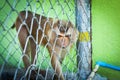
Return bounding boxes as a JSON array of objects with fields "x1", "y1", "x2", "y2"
[
  {"x1": 56, "y1": 33, "x2": 71, "y2": 48},
  {"x1": 51, "y1": 20, "x2": 74, "y2": 49},
  {"x1": 48, "y1": 20, "x2": 77, "y2": 49}
]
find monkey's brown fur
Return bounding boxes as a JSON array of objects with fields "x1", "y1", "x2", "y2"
[{"x1": 12, "y1": 11, "x2": 78, "y2": 80}]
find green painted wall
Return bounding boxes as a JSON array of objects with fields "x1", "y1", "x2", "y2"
[{"x1": 92, "y1": 0, "x2": 120, "y2": 80}]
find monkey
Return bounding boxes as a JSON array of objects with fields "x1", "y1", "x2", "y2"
[{"x1": 11, "y1": 11, "x2": 78, "y2": 80}]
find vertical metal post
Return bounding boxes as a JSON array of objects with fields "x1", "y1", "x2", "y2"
[{"x1": 75, "y1": 0, "x2": 91, "y2": 80}]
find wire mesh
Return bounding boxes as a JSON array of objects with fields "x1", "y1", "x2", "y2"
[{"x1": 0, "y1": 0, "x2": 91, "y2": 80}]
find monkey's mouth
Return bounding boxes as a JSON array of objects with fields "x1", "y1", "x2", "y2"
[
  {"x1": 61, "y1": 44, "x2": 69, "y2": 49},
  {"x1": 62, "y1": 46, "x2": 66, "y2": 49}
]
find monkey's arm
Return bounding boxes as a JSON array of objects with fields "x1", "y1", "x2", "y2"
[{"x1": 47, "y1": 46, "x2": 64, "y2": 80}]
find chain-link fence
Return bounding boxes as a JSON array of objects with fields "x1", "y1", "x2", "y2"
[{"x1": 0, "y1": 0, "x2": 91, "y2": 80}]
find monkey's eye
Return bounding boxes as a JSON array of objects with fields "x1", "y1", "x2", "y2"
[
  {"x1": 58, "y1": 35, "x2": 63, "y2": 38},
  {"x1": 65, "y1": 34, "x2": 71, "y2": 37},
  {"x1": 57, "y1": 34, "x2": 71, "y2": 38}
]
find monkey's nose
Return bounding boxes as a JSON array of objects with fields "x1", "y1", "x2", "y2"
[{"x1": 61, "y1": 41, "x2": 67, "y2": 48}]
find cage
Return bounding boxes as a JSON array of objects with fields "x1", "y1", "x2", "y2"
[{"x1": 0, "y1": 0, "x2": 91, "y2": 80}]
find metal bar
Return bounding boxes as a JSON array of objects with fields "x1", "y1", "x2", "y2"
[{"x1": 75, "y1": 0, "x2": 91, "y2": 79}]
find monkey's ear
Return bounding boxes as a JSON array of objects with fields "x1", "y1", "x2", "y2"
[
  {"x1": 67, "y1": 21, "x2": 73, "y2": 27},
  {"x1": 71, "y1": 28, "x2": 79, "y2": 43},
  {"x1": 56, "y1": 20, "x2": 60, "y2": 28}
]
